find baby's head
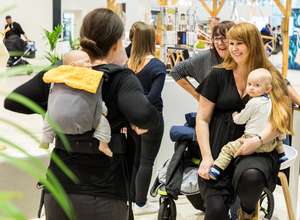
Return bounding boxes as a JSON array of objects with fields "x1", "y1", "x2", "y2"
[
  {"x1": 63, "y1": 50, "x2": 91, "y2": 67},
  {"x1": 246, "y1": 68, "x2": 272, "y2": 97}
]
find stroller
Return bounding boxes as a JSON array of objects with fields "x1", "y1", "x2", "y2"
[
  {"x1": 4, "y1": 34, "x2": 36, "y2": 67},
  {"x1": 150, "y1": 113, "x2": 275, "y2": 220}
]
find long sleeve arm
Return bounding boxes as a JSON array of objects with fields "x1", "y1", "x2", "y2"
[
  {"x1": 4, "y1": 71, "x2": 50, "y2": 114},
  {"x1": 117, "y1": 75, "x2": 160, "y2": 130},
  {"x1": 233, "y1": 100, "x2": 256, "y2": 125},
  {"x1": 147, "y1": 72, "x2": 166, "y2": 105}
]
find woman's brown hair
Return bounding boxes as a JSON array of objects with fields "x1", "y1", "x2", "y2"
[
  {"x1": 80, "y1": 8, "x2": 124, "y2": 60},
  {"x1": 223, "y1": 22, "x2": 293, "y2": 135},
  {"x1": 211, "y1": 21, "x2": 235, "y2": 57},
  {"x1": 127, "y1": 22, "x2": 155, "y2": 72}
]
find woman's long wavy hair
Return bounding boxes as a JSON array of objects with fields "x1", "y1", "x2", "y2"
[
  {"x1": 222, "y1": 22, "x2": 293, "y2": 135},
  {"x1": 127, "y1": 22, "x2": 155, "y2": 73}
]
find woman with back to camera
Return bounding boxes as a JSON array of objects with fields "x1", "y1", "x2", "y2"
[
  {"x1": 196, "y1": 22, "x2": 293, "y2": 219},
  {"x1": 170, "y1": 21, "x2": 235, "y2": 100},
  {"x1": 4, "y1": 8, "x2": 160, "y2": 220},
  {"x1": 127, "y1": 21, "x2": 166, "y2": 215}
]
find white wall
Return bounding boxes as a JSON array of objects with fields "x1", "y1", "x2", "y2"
[
  {"x1": 61, "y1": 0, "x2": 106, "y2": 38},
  {"x1": 1, "y1": 0, "x2": 52, "y2": 58},
  {"x1": 125, "y1": 0, "x2": 152, "y2": 30}
]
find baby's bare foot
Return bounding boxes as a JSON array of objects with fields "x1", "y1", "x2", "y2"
[{"x1": 99, "y1": 144, "x2": 113, "y2": 157}]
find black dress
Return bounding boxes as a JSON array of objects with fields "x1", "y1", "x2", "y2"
[{"x1": 196, "y1": 67, "x2": 279, "y2": 204}]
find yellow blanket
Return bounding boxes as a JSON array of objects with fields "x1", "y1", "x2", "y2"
[{"x1": 43, "y1": 65, "x2": 104, "y2": 94}]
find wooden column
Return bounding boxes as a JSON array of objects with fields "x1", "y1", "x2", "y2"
[
  {"x1": 198, "y1": 0, "x2": 225, "y2": 17},
  {"x1": 273, "y1": 0, "x2": 292, "y2": 78},
  {"x1": 107, "y1": 0, "x2": 116, "y2": 11}
]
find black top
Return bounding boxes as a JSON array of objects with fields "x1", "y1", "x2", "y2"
[
  {"x1": 197, "y1": 68, "x2": 248, "y2": 159},
  {"x1": 5, "y1": 22, "x2": 25, "y2": 38},
  {"x1": 136, "y1": 58, "x2": 166, "y2": 112},
  {"x1": 125, "y1": 43, "x2": 132, "y2": 58},
  {"x1": 4, "y1": 64, "x2": 160, "y2": 201},
  {"x1": 197, "y1": 67, "x2": 279, "y2": 196}
]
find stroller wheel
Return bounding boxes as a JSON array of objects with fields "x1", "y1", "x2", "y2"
[
  {"x1": 158, "y1": 196, "x2": 176, "y2": 220},
  {"x1": 259, "y1": 187, "x2": 274, "y2": 219}
]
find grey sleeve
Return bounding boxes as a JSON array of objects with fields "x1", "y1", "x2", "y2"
[
  {"x1": 42, "y1": 116, "x2": 55, "y2": 144},
  {"x1": 93, "y1": 115, "x2": 111, "y2": 143},
  {"x1": 170, "y1": 50, "x2": 208, "y2": 82}
]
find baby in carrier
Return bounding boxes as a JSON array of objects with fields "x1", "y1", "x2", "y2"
[
  {"x1": 40, "y1": 50, "x2": 113, "y2": 157},
  {"x1": 209, "y1": 68, "x2": 288, "y2": 180}
]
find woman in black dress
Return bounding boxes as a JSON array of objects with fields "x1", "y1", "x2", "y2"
[{"x1": 196, "y1": 22, "x2": 293, "y2": 219}]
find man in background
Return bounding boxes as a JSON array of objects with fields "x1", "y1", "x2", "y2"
[{"x1": 4, "y1": 15, "x2": 29, "y2": 41}]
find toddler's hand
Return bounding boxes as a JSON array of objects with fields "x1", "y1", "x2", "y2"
[{"x1": 232, "y1": 112, "x2": 238, "y2": 118}]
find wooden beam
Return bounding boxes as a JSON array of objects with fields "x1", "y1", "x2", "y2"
[
  {"x1": 215, "y1": 0, "x2": 225, "y2": 16},
  {"x1": 199, "y1": 0, "x2": 213, "y2": 16},
  {"x1": 212, "y1": 0, "x2": 217, "y2": 17},
  {"x1": 281, "y1": 0, "x2": 292, "y2": 78},
  {"x1": 273, "y1": 0, "x2": 285, "y2": 14},
  {"x1": 199, "y1": 0, "x2": 224, "y2": 17},
  {"x1": 107, "y1": 0, "x2": 116, "y2": 11}
]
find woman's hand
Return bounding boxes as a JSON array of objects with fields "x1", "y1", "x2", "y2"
[
  {"x1": 131, "y1": 124, "x2": 148, "y2": 135},
  {"x1": 198, "y1": 156, "x2": 214, "y2": 180},
  {"x1": 234, "y1": 136, "x2": 260, "y2": 157}
]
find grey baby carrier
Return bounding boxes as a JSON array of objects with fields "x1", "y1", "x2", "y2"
[
  {"x1": 47, "y1": 82, "x2": 103, "y2": 134},
  {"x1": 43, "y1": 65, "x2": 104, "y2": 135}
]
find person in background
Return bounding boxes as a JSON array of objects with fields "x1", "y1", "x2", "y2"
[
  {"x1": 128, "y1": 21, "x2": 166, "y2": 215},
  {"x1": 0, "y1": 28, "x2": 9, "y2": 69},
  {"x1": 170, "y1": 21, "x2": 235, "y2": 100},
  {"x1": 125, "y1": 21, "x2": 144, "y2": 58},
  {"x1": 4, "y1": 15, "x2": 29, "y2": 41}
]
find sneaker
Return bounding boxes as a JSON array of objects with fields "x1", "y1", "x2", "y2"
[
  {"x1": 278, "y1": 155, "x2": 288, "y2": 164},
  {"x1": 133, "y1": 202, "x2": 159, "y2": 215},
  {"x1": 208, "y1": 167, "x2": 220, "y2": 180}
]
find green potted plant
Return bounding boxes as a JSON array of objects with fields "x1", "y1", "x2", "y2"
[{"x1": 44, "y1": 24, "x2": 63, "y2": 65}]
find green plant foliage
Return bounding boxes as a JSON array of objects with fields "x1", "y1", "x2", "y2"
[
  {"x1": 69, "y1": 37, "x2": 80, "y2": 50},
  {"x1": 44, "y1": 25, "x2": 63, "y2": 51},
  {"x1": 44, "y1": 24, "x2": 63, "y2": 65},
  {"x1": 0, "y1": 87, "x2": 79, "y2": 219},
  {"x1": 0, "y1": 192, "x2": 25, "y2": 220}
]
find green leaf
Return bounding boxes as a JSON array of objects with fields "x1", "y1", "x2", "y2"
[
  {"x1": 0, "y1": 202, "x2": 26, "y2": 220},
  {"x1": 0, "y1": 91, "x2": 71, "y2": 151},
  {"x1": 0, "y1": 145, "x2": 75, "y2": 220}
]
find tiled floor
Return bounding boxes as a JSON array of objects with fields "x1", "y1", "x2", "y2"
[{"x1": 1, "y1": 53, "x2": 300, "y2": 220}]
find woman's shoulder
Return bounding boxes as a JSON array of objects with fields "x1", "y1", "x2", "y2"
[
  {"x1": 209, "y1": 66, "x2": 232, "y2": 78},
  {"x1": 192, "y1": 49, "x2": 213, "y2": 60},
  {"x1": 149, "y1": 58, "x2": 166, "y2": 69},
  {"x1": 143, "y1": 58, "x2": 166, "y2": 75}
]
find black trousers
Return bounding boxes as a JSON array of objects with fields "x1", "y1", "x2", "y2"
[
  {"x1": 130, "y1": 113, "x2": 164, "y2": 204},
  {"x1": 44, "y1": 193, "x2": 128, "y2": 220}
]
